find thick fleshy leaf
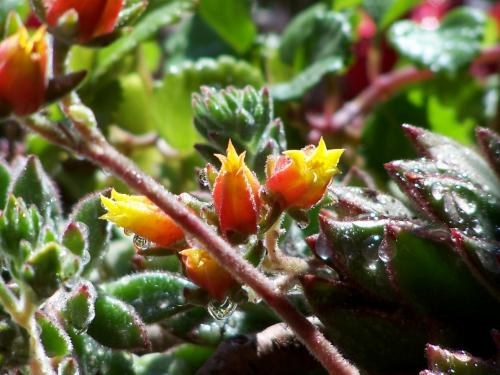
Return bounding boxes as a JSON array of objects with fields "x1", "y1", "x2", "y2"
[
  {"x1": 301, "y1": 276, "x2": 450, "y2": 372},
  {"x1": 10, "y1": 156, "x2": 61, "y2": 221},
  {"x1": 402, "y1": 125, "x2": 500, "y2": 196},
  {"x1": 36, "y1": 312, "x2": 72, "y2": 358},
  {"x1": 69, "y1": 191, "x2": 111, "y2": 273},
  {"x1": 88, "y1": 293, "x2": 149, "y2": 350},
  {"x1": 199, "y1": 0, "x2": 256, "y2": 54},
  {"x1": 67, "y1": 328, "x2": 108, "y2": 375},
  {"x1": 102, "y1": 272, "x2": 195, "y2": 323},
  {"x1": 133, "y1": 344, "x2": 214, "y2": 375},
  {"x1": 327, "y1": 186, "x2": 414, "y2": 220},
  {"x1": 62, "y1": 222, "x2": 89, "y2": 258},
  {"x1": 386, "y1": 158, "x2": 500, "y2": 241},
  {"x1": 476, "y1": 127, "x2": 500, "y2": 177},
  {"x1": 451, "y1": 231, "x2": 500, "y2": 300},
  {"x1": 389, "y1": 7, "x2": 486, "y2": 74},
  {"x1": 23, "y1": 242, "x2": 62, "y2": 299},
  {"x1": 387, "y1": 227, "x2": 500, "y2": 324},
  {"x1": 314, "y1": 215, "x2": 410, "y2": 303},
  {"x1": 425, "y1": 344, "x2": 500, "y2": 375},
  {"x1": 0, "y1": 195, "x2": 41, "y2": 261},
  {"x1": 62, "y1": 281, "x2": 97, "y2": 332},
  {"x1": 162, "y1": 303, "x2": 278, "y2": 346}
]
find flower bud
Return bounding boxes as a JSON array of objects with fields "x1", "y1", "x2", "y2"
[
  {"x1": 266, "y1": 138, "x2": 344, "y2": 209},
  {"x1": 179, "y1": 248, "x2": 235, "y2": 300},
  {"x1": 100, "y1": 189, "x2": 184, "y2": 249},
  {"x1": 43, "y1": 0, "x2": 124, "y2": 43},
  {"x1": 213, "y1": 141, "x2": 261, "y2": 241},
  {"x1": 0, "y1": 26, "x2": 47, "y2": 116}
]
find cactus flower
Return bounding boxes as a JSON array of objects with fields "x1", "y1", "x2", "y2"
[
  {"x1": 266, "y1": 138, "x2": 344, "y2": 209},
  {"x1": 213, "y1": 141, "x2": 261, "y2": 240},
  {"x1": 0, "y1": 26, "x2": 47, "y2": 116},
  {"x1": 100, "y1": 190, "x2": 184, "y2": 249},
  {"x1": 179, "y1": 248, "x2": 235, "y2": 300},
  {"x1": 43, "y1": 0, "x2": 123, "y2": 42}
]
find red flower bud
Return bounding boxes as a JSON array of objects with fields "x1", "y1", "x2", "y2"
[
  {"x1": 266, "y1": 138, "x2": 343, "y2": 209},
  {"x1": 180, "y1": 248, "x2": 235, "y2": 301},
  {"x1": 213, "y1": 141, "x2": 261, "y2": 240},
  {"x1": 0, "y1": 26, "x2": 47, "y2": 116},
  {"x1": 44, "y1": 0, "x2": 123, "y2": 42}
]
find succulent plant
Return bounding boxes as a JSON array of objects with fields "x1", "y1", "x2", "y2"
[{"x1": 304, "y1": 124, "x2": 500, "y2": 373}]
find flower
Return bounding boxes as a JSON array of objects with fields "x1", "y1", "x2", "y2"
[
  {"x1": 43, "y1": 0, "x2": 123, "y2": 42},
  {"x1": 213, "y1": 141, "x2": 261, "y2": 240},
  {"x1": 179, "y1": 248, "x2": 235, "y2": 300},
  {"x1": 100, "y1": 189, "x2": 184, "y2": 249},
  {"x1": 0, "y1": 26, "x2": 47, "y2": 116},
  {"x1": 265, "y1": 138, "x2": 344, "y2": 209}
]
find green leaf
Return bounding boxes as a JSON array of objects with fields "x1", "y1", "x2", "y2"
[
  {"x1": 133, "y1": 344, "x2": 214, "y2": 375},
  {"x1": 425, "y1": 344, "x2": 500, "y2": 375},
  {"x1": 0, "y1": 196, "x2": 41, "y2": 261},
  {"x1": 62, "y1": 281, "x2": 97, "y2": 332},
  {"x1": 67, "y1": 329, "x2": 108, "y2": 375},
  {"x1": 69, "y1": 191, "x2": 111, "y2": 273},
  {"x1": 199, "y1": 0, "x2": 256, "y2": 54},
  {"x1": 88, "y1": 293, "x2": 149, "y2": 350},
  {"x1": 389, "y1": 7, "x2": 486, "y2": 74},
  {"x1": 0, "y1": 161, "x2": 10, "y2": 209},
  {"x1": 363, "y1": 0, "x2": 420, "y2": 30},
  {"x1": 151, "y1": 56, "x2": 263, "y2": 151},
  {"x1": 388, "y1": 228, "x2": 500, "y2": 324},
  {"x1": 361, "y1": 93, "x2": 427, "y2": 181},
  {"x1": 301, "y1": 276, "x2": 448, "y2": 372},
  {"x1": 162, "y1": 303, "x2": 277, "y2": 346},
  {"x1": 272, "y1": 5, "x2": 352, "y2": 100},
  {"x1": 314, "y1": 215, "x2": 405, "y2": 302},
  {"x1": 11, "y1": 156, "x2": 61, "y2": 221},
  {"x1": 270, "y1": 57, "x2": 345, "y2": 101},
  {"x1": 36, "y1": 312, "x2": 71, "y2": 358},
  {"x1": 102, "y1": 272, "x2": 195, "y2": 323},
  {"x1": 62, "y1": 222, "x2": 89, "y2": 258},
  {"x1": 0, "y1": 0, "x2": 29, "y2": 31},
  {"x1": 23, "y1": 243, "x2": 62, "y2": 299},
  {"x1": 83, "y1": 0, "x2": 196, "y2": 89}
]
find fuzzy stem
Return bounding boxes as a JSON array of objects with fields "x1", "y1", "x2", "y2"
[{"x1": 0, "y1": 277, "x2": 18, "y2": 316}]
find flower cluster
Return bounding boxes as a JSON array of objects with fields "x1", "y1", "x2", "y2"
[{"x1": 100, "y1": 139, "x2": 343, "y2": 300}]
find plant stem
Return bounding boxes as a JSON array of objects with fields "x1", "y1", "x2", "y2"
[
  {"x1": 0, "y1": 277, "x2": 19, "y2": 316},
  {"x1": 312, "y1": 44, "x2": 500, "y2": 135}
]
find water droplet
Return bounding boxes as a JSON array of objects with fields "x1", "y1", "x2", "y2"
[
  {"x1": 296, "y1": 219, "x2": 309, "y2": 229},
  {"x1": 378, "y1": 239, "x2": 394, "y2": 263},
  {"x1": 207, "y1": 297, "x2": 237, "y2": 320},
  {"x1": 198, "y1": 169, "x2": 210, "y2": 191},
  {"x1": 133, "y1": 235, "x2": 150, "y2": 251}
]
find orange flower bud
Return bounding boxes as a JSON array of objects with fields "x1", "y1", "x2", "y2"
[
  {"x1": 266, "y1": 138, "x2": 344, "y2": 209},
  {"x1": 179, "y1": 248, "x2": 235, "y2": 300},
  {"x1": 213, "y1": 141, "x2": 261, "y2": 239},
  {"x1": 100, "y1": 190, "x2": 184, "y2": 249},
  {"x1": 44, "y1": 0, "x2": 123, "y2": 42},
  {"x1": 0, "y1": 26, "x2": 47, "y2": 116}
]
